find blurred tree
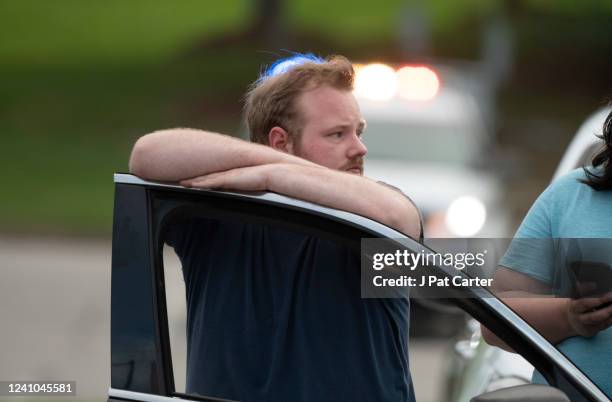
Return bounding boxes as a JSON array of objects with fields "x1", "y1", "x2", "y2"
[
  {"x1": 398, "y1": 1, "x2": 432, "y2": 61},
  {"x1": 186, "y1": 0, "x2": 292, "y2": 52},
  {"x1": 251, "y1": 0, "x2": 286, "y2": 46}
]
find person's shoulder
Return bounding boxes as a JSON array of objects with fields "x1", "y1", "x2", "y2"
[
  {"x1": 551, "y1": 167, "x2": 588, "y2": 186},
  {"x1": 536, "y1": 167, "x2": 608, "y2": 224},
  {"x1": 545, "y1": 167, "x2": 593, "y2": 199},
  {"x1": 519, "y1": 169, "x2": 586, "y2": 226}
]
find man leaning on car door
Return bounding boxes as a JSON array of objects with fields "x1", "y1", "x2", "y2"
[{"x1": 129, "y1": 53, "x2": 422, "y2": 402}]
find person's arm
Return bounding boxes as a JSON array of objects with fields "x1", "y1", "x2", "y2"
[
  {"x1": 130, "y1": 128, "x2": 422, "y2": 238},
  {"x1": 481, "y1": 267, "x2": 612, "y2": 351},
  {"x1": 129, "y1": 128, "x2": 318, "y2": 182},
  {"x1": 180, "y1": 163, "x2": 422, "y2": 239}
]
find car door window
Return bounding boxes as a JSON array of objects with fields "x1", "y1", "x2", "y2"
[
  {"x1": 160, "y1": 213, "x2": 364, "y2": 400},
  {"x1": 153, "y1": 190, "x2": 419, "y2": 402}
]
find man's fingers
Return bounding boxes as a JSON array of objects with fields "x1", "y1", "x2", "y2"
[
  {"x1": 191, "y1": 172, "x2": 231, "y2": 189},
  {"x1": 191, "y1": 177, "x2": 218, "y2": 188},
  {"x1": 178, "y1": 167, "x2": 265, "y2": 191},
  {"x1": 179, "y1": 172, "x2": 223, "y2": 188}
]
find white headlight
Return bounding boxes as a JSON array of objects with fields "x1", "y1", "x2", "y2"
[{"x1": 445, "y1": 196, "x2": 487, "y2": 237}]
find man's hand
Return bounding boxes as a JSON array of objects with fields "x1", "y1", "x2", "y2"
[
  {"x1": 181, "y1": 165, "x2": 273, "y2": 192},
  {"x1": 565, "y1": 292, "x2": 612, "y2": 338}
]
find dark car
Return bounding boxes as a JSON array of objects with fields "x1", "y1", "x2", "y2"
[{"x1": 108, "y1": 173, "x2": 609, "y2": 402}]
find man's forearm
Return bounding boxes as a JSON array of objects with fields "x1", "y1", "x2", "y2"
[
  {"x1": 129, "y1": 128, "x2": 316, "y2": 181},
  {"x1": 266, "y1": 164, "x2": 421, "y2": 238}
]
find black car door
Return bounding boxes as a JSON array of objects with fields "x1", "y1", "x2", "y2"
[{"x1": 108, "y1": 174, "x2": 609, "y2": 402}]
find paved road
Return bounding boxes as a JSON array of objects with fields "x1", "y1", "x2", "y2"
[{"x1": 0, "y1": 235, "x2": 449, "y2": 402}]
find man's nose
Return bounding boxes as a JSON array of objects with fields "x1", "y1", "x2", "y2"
[{"x1": 347, "y1": 134, "x2": 368, "y2": 158}]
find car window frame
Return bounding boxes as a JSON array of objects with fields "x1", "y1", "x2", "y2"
[{"x1": 109, "y1": 173, "x2": 610, "y2": 402}]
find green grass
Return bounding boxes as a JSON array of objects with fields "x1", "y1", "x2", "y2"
[
  {"x1": 0, "y1": 59, "x2": 260, "y2": 235},
  {"x1": 0, "y1": 1, "x2": 257, "y2": 234},
  {"x1": 0, "y1": 0, "x2": 425, "y2": 235},
  {"x1": 0, "y1": 0, "x2": 248, "y2": 65},
  {"x1": 0, "y1": 0, "x2": 499, "y2": 67}
]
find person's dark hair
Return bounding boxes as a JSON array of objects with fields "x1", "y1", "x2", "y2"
[{"x1": 581, "y1": 107, "x2": 612, "y2": 191}]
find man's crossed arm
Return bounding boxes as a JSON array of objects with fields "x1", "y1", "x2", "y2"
[{"x1": 129, "y1": 128, "x2": 421, "y2": 239}]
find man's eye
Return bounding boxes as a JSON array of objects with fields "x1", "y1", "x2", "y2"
[
  {"x1": 330, "y1": 132, "x2": 343, "y2": 139},
  {"x1": 357, "y1": 131, "x2": 364, "y2": 138}
]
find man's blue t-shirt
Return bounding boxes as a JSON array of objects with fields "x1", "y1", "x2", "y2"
[
  {"x1": 499, "y1": 168, "x2": 612, "y2": 398},
  {"x1": 166, "y1": 217, "x2": 415, "y2": 402}
]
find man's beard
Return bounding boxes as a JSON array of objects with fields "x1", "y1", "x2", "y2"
[
  {"x1": 341, "y1": 158, "x2": 364, "y2": 175},
  {"x1": 291, "y1": 139, "x2": 364, "y2": 175}
]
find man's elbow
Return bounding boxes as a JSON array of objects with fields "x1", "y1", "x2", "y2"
[
  {"x1": 129, "y1": 135, "x2": 154, "y2": 178},
  {"x1": 388, "y1": 202, "x2": 421, "y2": 240}
]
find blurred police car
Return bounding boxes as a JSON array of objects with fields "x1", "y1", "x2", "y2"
[{"x1": 355, "y1": 63, "x2": 510, "y2": 238}]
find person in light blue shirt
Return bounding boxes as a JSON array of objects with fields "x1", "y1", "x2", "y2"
[{"x1": 483, "y1": 108, "x2": 612, "y2": 399}]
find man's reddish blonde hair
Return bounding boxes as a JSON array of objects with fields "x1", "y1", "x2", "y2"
[{"x1": 244, "y1": 55, "x2": 355, "y2": 145}]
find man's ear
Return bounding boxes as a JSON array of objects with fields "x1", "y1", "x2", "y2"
[{"x1": 268, "y1": 126, "x2": 294, "y2": 153}]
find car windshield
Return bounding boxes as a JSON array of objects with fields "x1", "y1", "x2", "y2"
[{"x1": 363, "y1": 121, "x2": 480, "y2": 165}]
